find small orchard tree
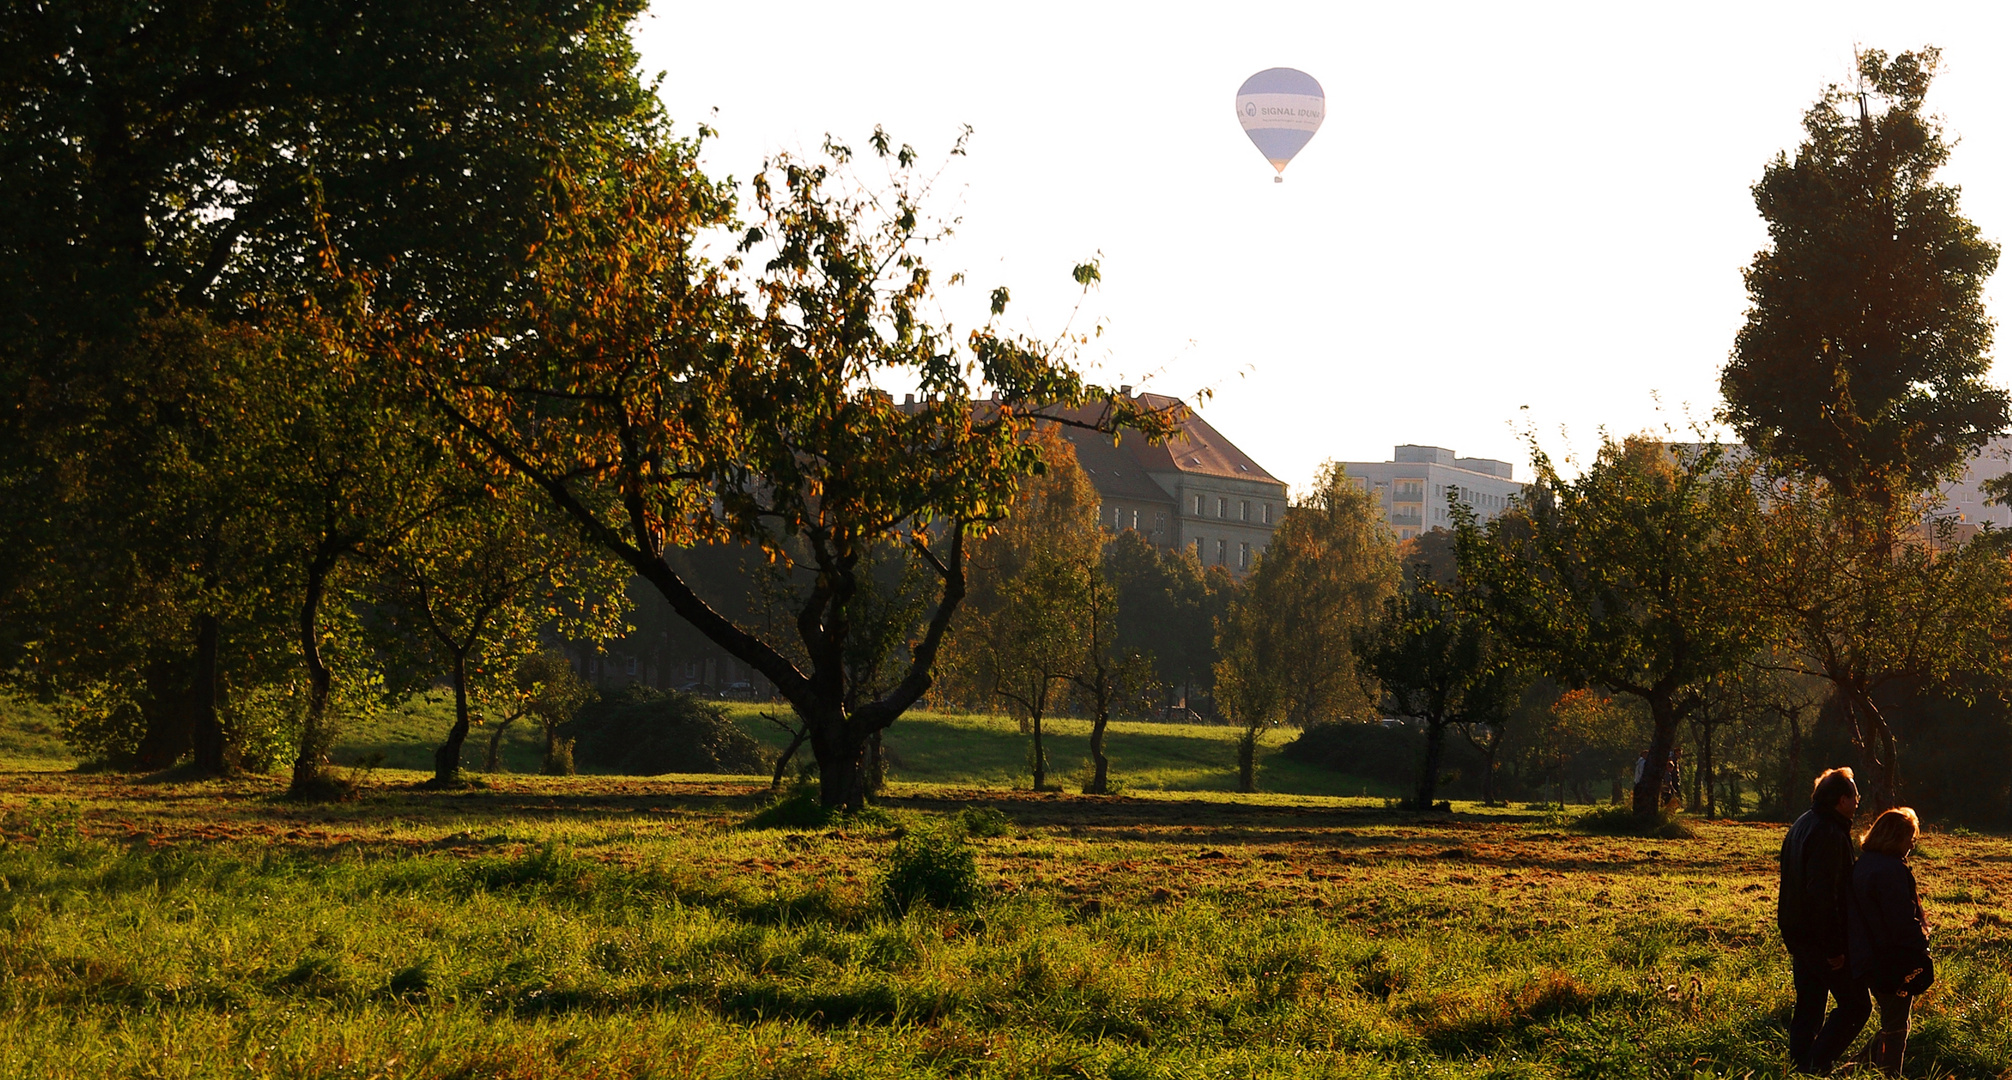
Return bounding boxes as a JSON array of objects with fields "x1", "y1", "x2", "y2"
[
  {"x1": 374, "y1": 488, "x2": 629, "y2": 785},
  {"x1": 1460, "y1": 436, "x2": 1766, "y2": 817},
  {"x1": 1063, "y1": 559, "x2": 1155, "y2": 795},
  {"x1": 1354, "y1": 567, "x2": 1521, "y2": 810},
  {"x1": 1727, "y1": 473, "x2": 2008, "y2": 808},
  {"x1": 946, "y1": 428, "x2": 1103, "y2": 792},
  {"x1": 416, "y1": 129, "x2": 1169, "y2": 809},
  {"x1": 477, "y1": 649, "x2": 596, "y2": 775}
]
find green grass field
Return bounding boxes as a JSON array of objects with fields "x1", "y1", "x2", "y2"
[
  {"x1": 2, "y1": 696, "x2": 2010, "y2": 1077},
  {"x1": 725, "y1": 705, "x2": 1406, "y2": 800},
  {"x1": 0, "y1": 691, "x2": 1409, "y2": 798}
]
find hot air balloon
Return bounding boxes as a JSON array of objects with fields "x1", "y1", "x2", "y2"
[{"x1": 1235, "y1": 68, "x2": 1324, "y2": 182}]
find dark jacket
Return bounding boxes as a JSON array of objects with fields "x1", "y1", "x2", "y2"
[
  {"x1": 1848, "y1": 851, "x2": 1930, "y2": 985},
  {"x1": 1778, "y1": 805, "x2": 1853, "y2": 959}
]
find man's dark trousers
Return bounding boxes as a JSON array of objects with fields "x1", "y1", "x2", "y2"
[{"x1": 1789, "y1": 952, "x2": 1870, "y2": 1072}]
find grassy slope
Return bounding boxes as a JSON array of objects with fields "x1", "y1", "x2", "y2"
[
  {"x1": 0, "y1": 772, "x2": 2007, "y2": 1078},
  {"x1": 3, "y1": 690, "x2": 1409, "y2": 798},
  {"x1": 732, "y1": 705, "x2": 1407, "y2": 799},
  {"x1": 0, "y1": 694, "x2": 73, "y2": 769}
]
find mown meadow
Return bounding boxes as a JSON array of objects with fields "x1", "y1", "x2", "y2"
[{"x1": 3, "y1": 750, "x2": 2011, "y2": 1080}]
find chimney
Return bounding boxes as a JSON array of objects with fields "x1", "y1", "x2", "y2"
[
  {"x1": 903, "y1": 393, "x2": 914, "y2": 406},
  {"x1": 1119, "y1": 384, "x2": 1133, "y2": 397}
]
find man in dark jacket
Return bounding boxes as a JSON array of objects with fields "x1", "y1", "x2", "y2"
[{"x1": 1778, "y1": 767, "x2": 1870, "y2": 1073}]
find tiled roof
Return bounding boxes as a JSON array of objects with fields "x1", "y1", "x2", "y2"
[{"x1": 1049, "y1": 392, "x2": 1283, "y2": 487}]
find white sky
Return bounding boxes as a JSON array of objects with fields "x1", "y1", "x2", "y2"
[{"x1": 635, "y1": 1, "x2": 2012, "y2": 494}]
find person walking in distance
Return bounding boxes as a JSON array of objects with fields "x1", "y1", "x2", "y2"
[
  {"x1": 1849, "y1": 808, "x2": 1934, "y2": 1076},
  {"x1": 1777, "y1": 767, "x2": 1870, "y2": 1073}
]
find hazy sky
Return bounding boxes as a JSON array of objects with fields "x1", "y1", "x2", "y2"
[{"x1": 635, "y1": 2, "x2": 2012, "y2": 493}]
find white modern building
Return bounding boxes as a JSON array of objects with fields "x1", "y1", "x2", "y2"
[
  {"x1": 1339, "y1": 445, "x2": 1525, "y2": 542},
  {"x1": 1938, "y1": 437, "x2": 2012, "y2": 528}
]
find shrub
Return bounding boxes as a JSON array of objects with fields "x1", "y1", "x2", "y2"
[
  {"x1": 956, "y1": 806, "x2": 1012, "y2": 839},
  {"x1": 877, "y1": 825, "x2": 981, "y2": 915},
  {"x1": 543, "y1": 736, "x2": 576, "y2": 776},
  {"x1": 746, "y1": 784, "x2": 835, "y2": 830},
  {"x1": 1573, "y1": 804, "x2": 1695, "y2": 839},
  {"x1": 566, "y1": 685, "x2": 764, "y2": 775}
]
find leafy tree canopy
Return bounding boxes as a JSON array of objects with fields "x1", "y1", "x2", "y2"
[{"x1": 1722, "y1": 47, "x2": 2005, "y2": 501}]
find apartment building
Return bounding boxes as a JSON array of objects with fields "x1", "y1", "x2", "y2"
[
  {"x1": 1052, "y1": 390, "x2": 1288, "y2": 577},
  {"x1": 1339, "y1": 445, "x2": 1524, "y2": 542}
]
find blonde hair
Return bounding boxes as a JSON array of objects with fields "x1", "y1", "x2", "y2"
[{"x1": 1861, "y1": 807, "x2": 1920, "y2": 857}]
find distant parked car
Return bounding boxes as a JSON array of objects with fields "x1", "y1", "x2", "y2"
[{"x1": 723, "y1": 681, "x2": 754, "y2": 700}]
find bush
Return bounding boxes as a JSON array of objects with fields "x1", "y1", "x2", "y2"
[
  {"x1": 877, "y1": 825, "x2": 981, "y2": 915},
  {"x1": 956, "y1": 806, "x2": 1012, "y2": 838},
  {"x1": 1282, "y1": 720, "x2": 1464, "y2": 792},
  {"x1": 565, "y1": 685, "x2": 765, "y2": 775},
  {"x1": 746, "y1": 784, "x2": 835, "y2": 830},
  {"x1": 1573, "y1": 804, "x2": 1695, "y2": 839}
]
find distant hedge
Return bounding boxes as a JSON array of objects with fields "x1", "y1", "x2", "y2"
[
  {"x1": 1281, "y1": 719, "x2": 1488, "y2": 794},
  {"x1": 566, "y1": 685, "x2": 767, "y2": 776}
]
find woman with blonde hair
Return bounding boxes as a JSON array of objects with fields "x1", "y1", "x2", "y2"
[{"x1": 1847, "y1": 807, "x2": 1934, "y2": 1075}]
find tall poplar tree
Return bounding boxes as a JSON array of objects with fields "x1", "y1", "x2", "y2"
[{"x1": 1722, "y1": 48, "x2": 2004, "y2": 501}]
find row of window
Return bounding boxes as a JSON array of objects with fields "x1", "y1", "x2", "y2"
[
  {"x1": 1099, "y1": 501, "x2": 1277, "y2": 538},
  {"x1": 1191, "y1": 537, "x2": 1253, "y2": 569},
  {"x1": 1104, "y1": 506, "x2": 1171, "y2": 532},
  {"x1": 1189, "y1": 494, "x2": 1271, "y2": 524}
]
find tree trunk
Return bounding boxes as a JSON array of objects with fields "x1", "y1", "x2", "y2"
[
  {"x1": 1783, "y1": 711, "x2": 1803, "y2": 816},
  {"x1": 807, "y1": 711, "x2": 870, "y2": 809},
  {"x1": 1087, "y1": 705, "x2": 1110, "y2": 795},
  {"x1": 1414, "y1": 716, "x2": 1449, "y2": 809},
  {"x1": 432, "y1": 651, "x2": 472, "y2": 785},
  {"x1": 1632, "y1": 690, "x2": 1679, "y2": 817},
  {"x1": 770, "y1": 722, "x2": 811, "y2": 790},
  {"x1": 864, "y1": 730, "x2": 886, "y2": 795},
  {"x1": 1843, "y1": 689, "x2": 1900, "y2": 811},
  {"x1": 1030, "y1": 711, "x2": 1048, "y2": 791},
  {"x1": 189, "y1": 614, "x2": 225, "y2": 774},
  {"x1": 1482, "y1": 737, "x2": 1498, "y2": 807},
  {"x1": 133, "y1": 653, "x2": 193, "y2": 769},
  {"x1": 1706, "y1": 720, "x2": 1722, "y2": 812},
  {"x1": 290, "y1": 558, "x2": 335, "y2": 797},
  {"x1": 1236, "y1": 722, "x2": 1259, "y2": 794},
  {"x1": 484, "y1": 711, "x2": 521, "y2": 772}
]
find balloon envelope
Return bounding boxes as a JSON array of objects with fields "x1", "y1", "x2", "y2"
[{"x1": 1235, "y1": 67, "x2": 1324, "y2": 179}]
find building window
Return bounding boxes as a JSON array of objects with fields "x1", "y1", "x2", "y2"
[
  {"x1": 1193, "y1": 538, "x2": 1204, "y2": 562},
  {"x1": 1113, "y1": 505, "x2": 1123, "y2": 529},
  {"x1": 1193, "y1": 494, "x2": 1203, "y2": 516},
  {"x1": 1130, "y1": 508, "x2": 1139, "y2": 530},
  {"x1": 1239, "y1": 542, "x2": 1250, "y2": 569},
  {"x1": 1216, "y1": 539, "x2": 1226, "y2": 564},
  {"x1": 627, "y1": 656, "x2": 638, "y2": 676},
  {"x1": 1154, "y1": 511, "x2": 1167, "y2": 532},
  {"x1": 1217, "y1": 497, "x2": 1227, "y2": 519},
  {"x1": 1262, "y1": 503, "x2": 1271, "y2": 525}
]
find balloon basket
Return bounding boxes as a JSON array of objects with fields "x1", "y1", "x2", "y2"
[{"x1": 1273, "y1": 176, "x2": 1283, "y2": 184}]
